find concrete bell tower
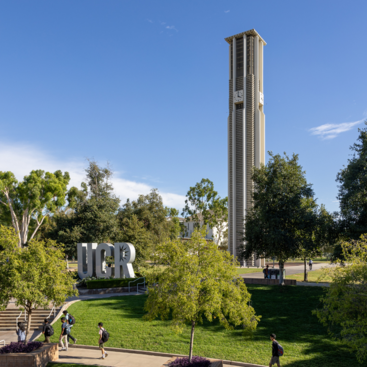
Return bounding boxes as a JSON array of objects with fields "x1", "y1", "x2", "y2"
[{"x1": 226, "y1": 29, "x2": 266, "y2": 266}]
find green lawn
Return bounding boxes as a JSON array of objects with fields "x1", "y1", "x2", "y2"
[
  {"x1": 45, "y1": 286, "x2": 363, "y2": 367},
  {"x1": 236, "y1": 267, "x2": 263, "y2": 274},
  {"x1": 287, "y1": 269, "x2": 333, "y2": 283}
]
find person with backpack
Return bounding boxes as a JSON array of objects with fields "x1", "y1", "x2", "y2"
[
  {"x1": 42, "y1": 319, "x2": 54, "y2": 343},
  {"x1": 98, "y1": 322, "x2": 109, "y2": 359},
  {"x1": 269, "y1": 333, "x2": 283, "y2": 367},
  {"x1": 16, "y1": 322, "x2": 26, "y2": 343},
  {"x1": 62, "y1": 310, "x2": 77, "y2": 344},
  {"x1": 309, "y1": 259, "x2": 313, "y2": 270},
  {"x1": 59, "y1": 317, "x2": 68, "y2": 351},
  {"x1": 263, "y1": 265, "x2": 269, "y2": 279}
]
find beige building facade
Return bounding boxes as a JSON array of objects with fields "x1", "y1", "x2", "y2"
[{"x1": 226, "y1": 29, "x2": 266, "y2": 267}]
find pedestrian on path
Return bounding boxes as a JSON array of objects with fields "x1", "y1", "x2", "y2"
[
  {"x1": 263, "y1": 265, "x2": 269, "y2": 279},
  {"x1": 63, "y1": 310, "x2": 77, "y2": 344},
  {"x1": 309, "y1": 259, "x2": 313, "y2": 271},
  {"x1": 16, "y1": 322, "x2": 26, "y2": 343},
  {"x1": 59, "y1": 317, "x2": 68, "y2": 351},
  {"x1": 269, "y1": 333, "x2": 281, "y2": 367},
  {"x1": 42, "y1": 319, "x2": 53, "y2": 343},
  {"x1": 98, "y1": 322, "x2": 108, "y2": 360}
]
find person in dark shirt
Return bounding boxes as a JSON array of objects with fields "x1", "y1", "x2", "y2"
[
  {"x1": 269, "y1": 333, "x2": 280, "y2": 367},
  {"x1": 263, "y1": 265, "x2": 269, "y2": 279},
  {"x1": 42, "y1": 319, "x2": 51, "y2": 343}
]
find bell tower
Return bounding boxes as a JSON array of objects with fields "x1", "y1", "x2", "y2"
[{"x1": 226, "y1": 29, "x2": 266, "y2": 265}]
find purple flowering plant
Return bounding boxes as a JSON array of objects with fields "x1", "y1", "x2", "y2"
[
  {"x1": 168, "y1": 356, "x2": 211, "y2": 367},
  {"x1": 0, "y1": 341, "x2": 43, "y2": 354}
]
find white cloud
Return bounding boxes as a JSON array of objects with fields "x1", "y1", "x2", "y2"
[
  {"x1": 309, "y1": 119, "x2": 364, "y2": 140},
  {"x1": 0, "y1": 142, "x2": 186, "y2": 210},
  {"x1": 147, "y1": 19, "x2": 153, "y2": 23},
  {"x1": 166, "y1": 25, "x2": 178, "y2": 32},
  {"x1": 224, "y1": 10, "x2": 230, "y2": 13}
]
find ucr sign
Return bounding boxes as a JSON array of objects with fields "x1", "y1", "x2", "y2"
[{"x1": 77, "y1": 242, "x2": 136, "y2": 279}]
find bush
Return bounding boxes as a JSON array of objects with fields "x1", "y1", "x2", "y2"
[
  {"x1": 0, "y1": 341, "x2": 43, "y2": 354},
  {"x1": 86, "y1": 278, "x2": 139, "y2": 289},
  {"x1": 168, "y1": 356, "x2": 211, "y2": 367}
]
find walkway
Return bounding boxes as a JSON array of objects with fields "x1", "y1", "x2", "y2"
[
  {"x1": 240, "y1": 262, "x2": 334, "y2": 279},
  {"x1": 57, "y1": 346, "x2": 264, "y2": 367}
]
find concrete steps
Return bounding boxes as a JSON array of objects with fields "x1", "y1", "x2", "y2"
[{"x1": 0, "y1": 308, "x2": 61, "y2": 331}]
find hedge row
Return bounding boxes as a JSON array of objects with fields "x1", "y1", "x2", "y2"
[{"x1": 86, "y1": 278, "x2": 142, "y2": 289}]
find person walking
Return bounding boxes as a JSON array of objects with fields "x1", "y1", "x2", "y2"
[
  {"x1": 98, "y1": 322, "x2": 108, "y2": 360},
  {"x1": 62, "y1": 310, "x2": 77, "y2": 344},
  {"x1": 309, "y1": 259, "x2": 313, "y2": 271},
  {"x1": 42, "y1": 319, "x2": 53, "y2": 343},
  {"x1": 59, "y1": 317, "x2": 68, "y2": 351},
  {"x1": 16, "y1": 322, "x2": 26, "y2": 343},
  {"x1": 269, "y1": 333, "x2": 281, "y2": 367},
  {"x1": 263, "y1": 265, "x2": 269, "y2": 279}
]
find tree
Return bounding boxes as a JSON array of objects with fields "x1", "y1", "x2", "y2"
[
  {"x1": 337, "y1": 121, "x2": 367, "y2": 239},
  {"x1": 0, "y1": 170, "x2": 73, "y2": 247},
  {"x1": 144, "y1": 229, "x2": 260, "y2": 362},
  {"x1": 118, "y1": 189, "x2": 177, "y2": 251},
  {"x1": 117, "y1": 214, "x2": 150, "y2": 271},
  {"x1": 43, "y1": 161, "x2": 120, "y2": 257},
  {"x1": 242, "y1": 152, "x2": 315, "y2": 284},
  {"x1": 314, "y1": 234, "x2": 367, "y2": 363},
  {"x1": 182, "y1": 179, "x2": 228, "y2": 246},
  {"x1": 0, "y1": 225, "x2": 77, "y2": 342}
]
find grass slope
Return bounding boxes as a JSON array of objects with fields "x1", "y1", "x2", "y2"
[
  {"x1": 287, "y1": 269, "x2": 333, "y2": 283},
  {"x1": 48, "y1": 285, "x2": 364, "y2": 367}
]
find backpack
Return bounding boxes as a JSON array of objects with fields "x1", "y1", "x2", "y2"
[
  {"x1": 46, "y1": 325, "x2": 54, "y2": 337},
  {"x1": 101, "y1": 329, "x2": 110, "y2": 343},
  {"x1": 69, "y1": 315, "x2": 76, "y2": 325},
  {"x1": 277, "y1": 343, "x2": 284, "y2": 357}
]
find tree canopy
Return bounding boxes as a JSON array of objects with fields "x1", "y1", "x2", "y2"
[
  {"x1": 315, "y1": 234, "x2": 367, "y2": 363},
  {"x1": 243, "y1": 152, "x2": 317, "y2": 284},
  {"x1": 144, "y1": 229, "x2": 260, "y2": 361},
  {"x1": 0, "y1": 169, "x2": 73, "y2": 247},
  {"x1": 0, "y1": 225, "x2": 77, "y2": 341},
  {"x1": 182, "y1": 178, "x2": 228, "y2": 246}
]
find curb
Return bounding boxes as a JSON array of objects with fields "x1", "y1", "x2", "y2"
[{"x1": 67, "y1": 344, "x2": 267, "y2": 367}]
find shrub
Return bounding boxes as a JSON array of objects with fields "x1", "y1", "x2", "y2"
[
  {"x1": 0, "y1": 341, "x2": 43, "y2": 354},
  {"x1": 86, "y1": 278, "x2": 138, "y2": 289},
  {"x1": 168, "y1": 356, "x2": 211, "y2": 367}
]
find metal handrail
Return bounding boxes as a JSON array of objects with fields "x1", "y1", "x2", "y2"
[
  {"x1": 136, "y1": 278, "x2": 146, "y2": 294},
  {"x1": 0, "y1": 340, "x2": 5, "y2": 346},
  {"x1": 128, "y1": 277, "x2": 145, "y2": 293},
  {"x1": 16, "y1": 311, "x2": 23, "y2": 328},
  {"x1": 46, "y1": 305, "x2": 55, "y2": 320}
]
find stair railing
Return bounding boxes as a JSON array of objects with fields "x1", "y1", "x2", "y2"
[
  {"x1": 137, "y1": 278, "x2": 146, "y2": 294},
  {"x1": 46, "y1": 305, "x2": 55, "y2": 321},
  {"x1": 128, "y1": 277, "x2": 146, "y2": 293}
]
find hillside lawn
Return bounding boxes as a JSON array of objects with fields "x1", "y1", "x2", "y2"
[
  {"x1": 287, "y1": 269, "x2": 333, "y2": 283},
  {"x1": 46, "y1": 285, "x2": 363, "y2": 367},
  {"x1": 236, "y1": 268, "x2": 263, "y2": 274}
]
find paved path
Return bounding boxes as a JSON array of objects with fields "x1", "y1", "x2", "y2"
[
  {"x1": 56, "y1": 346, "x2": 261, "y2": 367},
  {"x1": 239, "y1": 262, "x2": 334, "y2": 279},
  {"x1": 58, "y1": 347, "x2": 169, "y2": 367}
]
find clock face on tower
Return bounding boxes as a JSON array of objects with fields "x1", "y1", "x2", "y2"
[{"x1": 234, "y1": 90, "x2": 244, "y2": 103}]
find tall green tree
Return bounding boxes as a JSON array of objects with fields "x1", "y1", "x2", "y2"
[
  {"x1": 144, "y1": 229, "x2": 260, "y2": 362},
  {"x1": 44, "y1": 161, "x2": 120, "y2": 257},
  {"x1": 182, "y1": 179, "x2": 228, "y2": 246},
  {"x1": 118, "y1": 189, "x2": 178, "y2": 251},
  {"x1": 242, "y1": 152, "x2": 315, "y2": 284},
  {"x1": 337, "y1": 121, "x2": 367, "y2": 239},
  {"x1": 314, "y1": 234, "x2": 367, "y2": 363},
  {"x1": 0, "y1": 225, "x2": 77, "y2": 342},
  {"x1": 0, "y1": 170, "x2": 73, "y2": 247}
]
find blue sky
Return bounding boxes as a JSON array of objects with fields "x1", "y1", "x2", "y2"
[{"x1": 1, "y1": 0, "x2": 366, "y2": 212}]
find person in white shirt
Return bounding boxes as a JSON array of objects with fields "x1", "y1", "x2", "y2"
[{"x1": 98, "y1": 322, "x2": 108, "y2": 359}]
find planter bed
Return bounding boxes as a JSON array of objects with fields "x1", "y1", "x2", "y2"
[
  {"x1": 242, "y1": 278, "x2": 296, "y2": 285},
  {"x1": 163, "y1": 356, "x2": 223, "y2": 367},
  {"x1": 0, "y1": 343, "x2": 58, "y2": 367}
]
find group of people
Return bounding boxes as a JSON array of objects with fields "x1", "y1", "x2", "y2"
[
  {"x1": 16, "y1": 309, "x2": 280, "y2": 364},
  {"x1": 262, "y1": 259, "x2": 314, "y2": 279}
]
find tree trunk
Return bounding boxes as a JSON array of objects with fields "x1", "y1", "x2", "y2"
[
  {"x1": 189, "y1": 320, "x2": 195, "y2": 362},
  {"x1": 279, "y1": 260, "x2": 285, "y2": 285},
  {"x1": 303, "y1": 257, "x2": 308, "y2": 282},
  {"x1": 25, "y1": 307, "x2": 32, "y2": 343}
]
